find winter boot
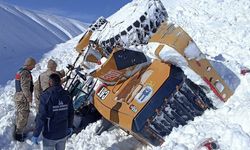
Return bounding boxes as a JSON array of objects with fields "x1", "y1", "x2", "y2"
[
  {"x1": 14, "y1": 132, "x2": 27, "y2": 142},
  {"x1": 13, "y1": 124, "x2": 26, "y2": 142}
]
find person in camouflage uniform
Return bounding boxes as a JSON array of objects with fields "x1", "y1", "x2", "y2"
[
  {"x1": 14, "y1": 57, "x2": 36, "y2": 142},
  {"x1": 34, "y1": 59, "x2": 67, "y2": 112}
]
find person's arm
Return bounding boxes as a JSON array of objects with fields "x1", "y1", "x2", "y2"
[
  {"x1": 21, "y1": 70, "x2": 32, "y2": 102},
  {"x1": 61, "y1": 76, "x2": 69, "y2": 84},
  {"x1": 33, "y1": 93, "x2": 48, "y2": 137},
  {"x1": 34, "y1": 76, "x2": 42, "y2": 102},
  {"x1": 68, "y1": 95, "x2": 74, "y2": 128},
  {"x1": 56, "y1": 70, "x2": 70, "y2": 84}
]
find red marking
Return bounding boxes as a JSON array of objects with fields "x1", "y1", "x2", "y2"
[
  {"x1": 96, "y1": 83, "x2": 107, "y2": 93},
  {"x1": 97, "y1": 60, "x2": 102, "y2": 65},
  {"x1": 203, "y1": 77, "x2": 225, "y2": 102},
  {"x1": 101, "y1": 70, "x2": 122, "y2": 81},
  {"x1": 203, "y1": 142, "x2": 219, "y2": 150},
  {"x1": 204, "y1": 143, "x2": 213, "y2": 150},
  {"x1": 15, "y1": 74, "x2": 21, "y2": 80},
  {"x1": 196, "y1": 61, "x2": 201, "y2": 67}
]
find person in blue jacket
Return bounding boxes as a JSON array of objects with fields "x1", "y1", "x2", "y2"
[{"x1": 31, "y1": 73, "x2": 74, "y2": 150}]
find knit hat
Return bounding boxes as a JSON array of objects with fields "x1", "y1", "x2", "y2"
[
  {"x1": 24, "y1": 57, "x2": 36, "y2": 67},
  {"x1": 47, "y1": 59, "x2": 57, "y2": 69}
]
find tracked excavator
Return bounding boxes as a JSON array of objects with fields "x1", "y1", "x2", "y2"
[{"x1": 65, "y1": 0, "x2": 239, "y2": 146}]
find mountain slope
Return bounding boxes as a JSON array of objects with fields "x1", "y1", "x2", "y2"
[
  {"x1": 0, "y1": 2, "x2": 88, "y2": 85},
  {"x1": 0, "y1": 0, "x2": 250, "y2": 150}
]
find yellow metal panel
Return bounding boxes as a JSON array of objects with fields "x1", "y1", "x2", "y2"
[
  {"x1": 75, "y1": 31, "x2": 93, "y2": 53},
  {"x1": 154, "y1": 44, "x2": 165, "y2": 58},
  {"x1": 150, "y1": 22, "x2": 233, "y2": 101},
  {"x1": 94, "y1": 60, "x2": 171, "y2": 130},
  {"x1": 85, "y1": 54, "x2": 99, "y2": 64}
]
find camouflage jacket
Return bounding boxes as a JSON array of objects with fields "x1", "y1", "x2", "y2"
[{"x1": 15, "y1": 68, "x2": 33, "y2": 102}]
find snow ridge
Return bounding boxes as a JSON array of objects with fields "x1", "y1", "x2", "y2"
[{"x1": 0, "y1": 2, "x2": 87, "y2": 85}]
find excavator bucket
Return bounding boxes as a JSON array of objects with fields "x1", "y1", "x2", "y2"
[{"x1": 150, "y1": 22, "x2": 239, "y2": 101}]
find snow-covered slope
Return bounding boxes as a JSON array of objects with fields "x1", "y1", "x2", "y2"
[
  {"x1": 0, "y1": 0, "x2": 250, "y2": 150},
  {"x1": 0, "y1": 2, "x2": 88, "y2": 85}
]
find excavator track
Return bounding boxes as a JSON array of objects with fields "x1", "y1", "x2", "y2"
[{"x1": 135, "y1": 76, "x2": 214, "y2": 146}]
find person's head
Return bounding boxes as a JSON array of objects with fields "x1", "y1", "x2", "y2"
[
  {"x1": 47, "y1": 59, "x2": 57, "y2": 71},
  {"x1": 49, "y1": 73, "x2": 61, "y2": 86},
  {"x1": 24, "y1": 57, "x2": 36, "y2": 70}
]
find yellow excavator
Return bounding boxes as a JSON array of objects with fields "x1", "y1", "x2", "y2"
[{"x1": 65, "y1": 8, "x2": 239, "y2": 146}]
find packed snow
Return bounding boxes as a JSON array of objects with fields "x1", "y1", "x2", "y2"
[
  {"x1": 0, "y1": 2, "x2": 88, "y2": 85},
  {"x1": 1, "y1": 0, "x2": 250, "y2": 150},
  {"x1": 184, "y1": 42, "x2": 204, "y2": 61}
]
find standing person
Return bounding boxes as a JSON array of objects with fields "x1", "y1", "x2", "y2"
[
  {"x1": 34, "y1": 59, "x2": 67, "y2": 112},
  {"x1": 32, "y1": 73, "x2": 74, "y2": 150},
  {"x1": 14, "y1": 57, "x2": 36, "y2": 142}
]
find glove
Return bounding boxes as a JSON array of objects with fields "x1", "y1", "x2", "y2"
[
  {"x1": 67, "y1": 128, "x2": 73, "y2": 135},
  {"x1": 31, "y1": 136, "x2": 38, "y2": 145},
  {"x1": 66, "y1": 64, "x2": 74, "y2": 70},
  {"x1": 66, "y1": 76, "x2": 71, "y2": 80}
]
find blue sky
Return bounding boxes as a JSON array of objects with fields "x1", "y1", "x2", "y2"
[{"x1": 0, "y1": 0, "x2": 132, "y2": 23}]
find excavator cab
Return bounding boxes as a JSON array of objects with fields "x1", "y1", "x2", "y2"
[
  {"x1": 67, "y1": 66, "x2": 96, "y2": 112},
  {"x1": 66, "y1": 66, "x2": 102, "y2": 133}
]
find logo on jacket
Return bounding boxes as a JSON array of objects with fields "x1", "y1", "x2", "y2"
[
  {"x1": 59, "y1": 100, "x2": 63, "y2": 106},
  {"x1": 53, "y1": 100, "x2": 68, "y2": 112},
  {"x1": 135, "y1": 85, "x2": 153, "y2": 103}
]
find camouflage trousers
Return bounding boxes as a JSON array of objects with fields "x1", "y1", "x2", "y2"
[
  {"x1": 15, "y1": 100, "x2": 30, "y2": 134},
  {"x1": 34, "y1": 96, "x2": 40, "y2": 113},
  {"x1": 34, "y1": 85, "x2": 42, "y2": 113}
]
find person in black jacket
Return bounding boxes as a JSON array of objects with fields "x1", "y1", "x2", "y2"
[{"x1": 31, "y1": 73, "x2": 74, "y2": 150}]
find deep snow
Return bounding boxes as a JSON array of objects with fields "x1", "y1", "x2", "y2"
[{"x1": 0, "y1": 0, "x2": 250, "y2": 150}]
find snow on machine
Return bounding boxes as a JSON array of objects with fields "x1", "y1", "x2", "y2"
[{"x1": 65, "y1": 0, "x2": 239, "y2": 146}]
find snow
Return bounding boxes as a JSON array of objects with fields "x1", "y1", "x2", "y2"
[
  {"x1": 90, "y1": 0, "x2": 167, "y2": 48},
  {"x1": 1, "y1": 0, "x2": 250, "y2": 150},
  {"x1": 90, "y1": 0, "x2": 150, "y2": 41},
  {"x1": 0, "y1": 2, "x2": 88, "y2": 85},
  {"x1": 184, "y1": 42, "x2": 204, "y2": 60},
  {"x1": 150, "y1": 43, "x2": 188, "y2": 67}
]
